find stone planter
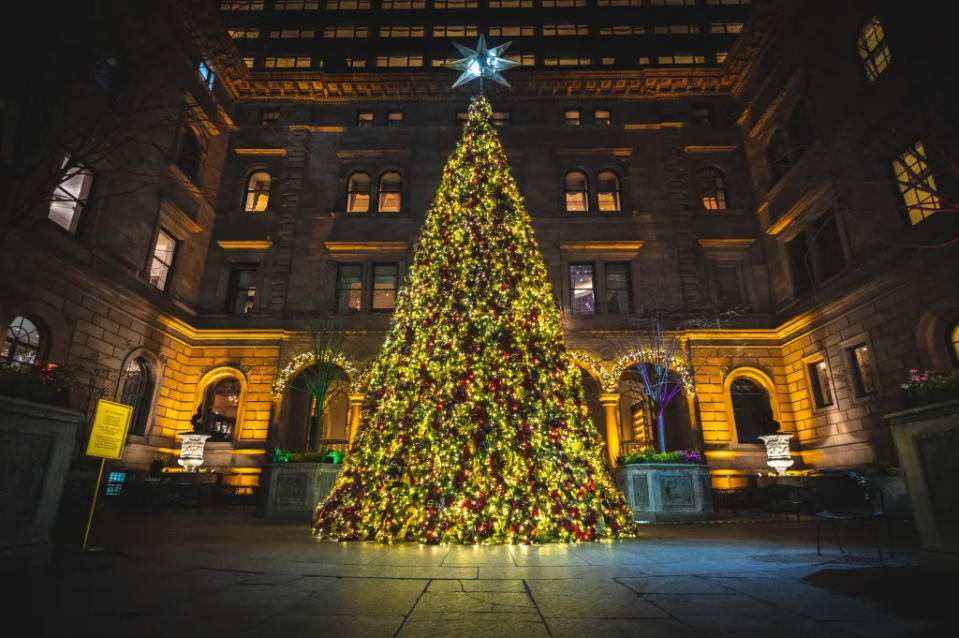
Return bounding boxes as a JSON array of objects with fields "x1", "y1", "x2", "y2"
[
  {"x1": 613, "y1": 463, "x2": 714, "y2": 523},
  {"x1": 0, "y1": 395, "x2": 81, "y2": 564},
  {"x1": 885, "y1": 399, "x2": 959, "y2": 570},
  {"x1": 256, "y1": 462, "x2": 343, "y2": 520}
]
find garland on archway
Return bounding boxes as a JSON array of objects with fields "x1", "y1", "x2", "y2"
[{"x1": 271, "y1": 350, "x2": 359, "y2": 399}]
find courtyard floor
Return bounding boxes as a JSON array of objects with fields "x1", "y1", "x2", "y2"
[{"x1": 10, "y1": 507, "x2": 949, "y2": 637}]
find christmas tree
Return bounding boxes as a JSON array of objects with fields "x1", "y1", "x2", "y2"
[{"x1": 313, "y1": 97, "x2": 635, "y2": 544}]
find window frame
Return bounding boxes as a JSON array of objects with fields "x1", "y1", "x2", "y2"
[
  {"x1": 564, "y1": 170, "x2": 590, "y2": 212},
  {"x1": 604, "y1": 262, "x2": 632, "y2": 314},
  {"x1": 568, "y1": 262, "x2": 597, "y2": 315},
  {"x1": 175, "y1": 125, "x2": 203, "y2": 184},
  {"x1": 697, "y1": 166, "x2": 729, "y2": 210},
  {"x1": 856, "y1": 15, "x2": 892, "y2": 82},
  {"x1": 377, "y1": 171, "x2": 403, "y2": 213},
  {"x1": 804, "y1": 354, "x2": 836, "y2": 411},
  {"x1": 148, "y1": 228, "x2": 177, "y2": 292},
  {"x1": 846, "y1": 341, "x2": 878, "y2": 399},
  {"x1": 370, "y1": 263, "x2": 399, "y2": 313},
  {"x1": 48, "y1": 154, "x2": 94, "y2": 233},
  {"x1": 225, "y1": 263, "x2": 259, "y2": 315},
  {"x1": 1, "y1": 315, "x2": 45, "y2": 367},
  {"x1": 564, "y1": 108, "x2": 581, "y2": 125},
  {"x1": 243, "y1": 170, "x2": 272, "y2": 212},
  {"x1": 335, "y1": 263, "x2": 364, "y2": 313},
  {"x1": 596, "y1": 170, "x2": 622, "y2": 212},
  {"x1": 346, "y1": 171, "x2": 372, "y2": 213}
]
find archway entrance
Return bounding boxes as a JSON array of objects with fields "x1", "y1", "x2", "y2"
[
  {"x1": 730, "y1": 377, "x2": 774, "y2": 443},
  {"x1": 618, "y1": 365, "x2": 692, "y2": 452},
  {"x1": 284, "y1": 364, "x2": 350, "y2": 452}
]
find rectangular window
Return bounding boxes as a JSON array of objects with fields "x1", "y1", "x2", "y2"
[
  {"x1": 371, "y1": 263, "x2": 399, "y2": 312},
  {"x1": 893, "y1": 141, "x2": 940, "y2": 225},
  {"x1": 226, "y1": 264, "x2": 257, "y2": 315},
  {"x1": 263, "y1": 56, "x2": 312, "y2": 68},
  {"x1": 715, "y1": 264, "x2": 743, "y2": 307},
  {"x1": 274, "y1": 1, "x2": 319, "y2": 8},
  {"x1": 848, "y1": 344, "x2": 877, "y2": 397},
  {"x1": 569, "y1": 264, "x2": 596, "y2": 315},
  {"x1": 432, "y1": 25, "x2": 478, "y2": 38},
  {"x1": 857, "y1": 16, "x2": 891, "y2": 81},
  {"x1": 710, "y1": 21, "x2": 743, "y2": 34},
  {"x1": 504, "y1": 53, "x2": 535, "y2": 66},
  {"x1": 49, "y1": 155, "x2": 93, "y2": 233},
  {"x1": 692, "y1": 104, "x2": 711, "y2": 122},
  {"x1": 375, "y1": 55, "x2": 423, "y2": 68},
  {"x1": 269, "y1": 29, "x2": 315, "y2": 38},
  {"x1": 327, "y1": 0, "x2": 370, "y2": 8},
  {"x1": 220, "y1": 1, "x2": 266, "y2": 9},
  {"x1": 242, "y1": 57, "x2": 255, "y2": 69},
  {"x1": 810, "y1": 210, "x2": 845, "y2": 281},
  {"x1": 543, "y1": 24, "x2": 589, "y2": 37},
  {"x1": 597, "y1": 0, "x2": 642, "y2": 5},
  {"x1": 489, "y1": 0, "x2": 532, "y2": 6},
  {"x1": 599, "y1": 26, "x2": 645, "y2": 36},
  {"x1": 149, "y1": 230, "x2": 176, "y2": 291},
  {"x1": 336, "y1": 264, "x2": 363, "y2": 313},
  {"x1": 357, "y1": 110, "x2": 374, "y2": 127},
  {"x1": 564, "y1": 108, "x2": 581, "y2": 125},
  {"x1": 382, "y1": 0, "x2": 426, "y2": 7},
  {"x1": 387, "y1": 111, "x2": 404, "y2": 127},
  {"x1": 594, "y1": 108, "x2": 611, "y2": 125},
  {"x1": 380, "y1": 26, "x2": 425, "y2": 38},
  {"x1": 786, "y1": 232, "x2": 813, "y2": 296},
  {"x1": 807, "y1": 360, "x2": 834, "y2": 408},
  {"x1": 489, "y1": 26, "x2": 535, "y2": 37},
  {"x1": 605, "y1": 263, "x2": 631, "y2": 313},
  {"x1": 346, "y1": 58, "x2": 367, "y2": 68},
  {"x1": 654, "y1": 25, "x2": 701, "y2": 35},
  {"x1": 323, "y1": 26, "x2": 369, "y2": 38},
  {"x1": 542, "y1": 0, "x2": 586, "y2": 6},
  {"x1": 259, "y1": 108, "x2": 280, "y2": 125},
  {"x1": 544, "y1": 55, "x2": 591, "y2": 67},
  {"x1": 197, "y1": 61, "x2": 215, "y2": 90},
  {"x1": 434, "y1": 0, "x2": 477, "y2": 7},
  {"x1": 228, "y1": 28, "x2": 260, "y2": 39}
]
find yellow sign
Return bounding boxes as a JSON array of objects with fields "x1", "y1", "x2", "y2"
[{"x1": 85, "y1": 399, "x2": 133, "y2": 459}]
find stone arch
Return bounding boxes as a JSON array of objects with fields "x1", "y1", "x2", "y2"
[
  {"x1": 613, "y1": 350, "x2": 696, "y2": 451},
  {"x1": 723, "y1": 366, "x2": 783, "y2": 444},
  {"x1": 271, "y1": 351, "x2": 361, "y2": 399},
  {"x1": 115, "y1": 347, "x2": 165, "y2": 439},
  {"x1": 193, "y1": 366, "x2": 249, "y2": 440},
  {"x1": 916, "y1": 300, "x2": 959, "y2": 371},
  {"x1": 568, "y1": 349, "x2": 610, "y2": 390}
]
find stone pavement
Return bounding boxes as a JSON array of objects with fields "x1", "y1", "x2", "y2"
[{"x1": 9, "y1": 508, "x2": 943, "y2": 637}]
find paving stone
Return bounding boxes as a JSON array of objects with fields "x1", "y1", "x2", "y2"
[
  {"x1": 619, "y1": 576, "x2": 735, "y2": 594},
  {"x1": 526, "y1": 578, "x2": 669, "y2": 619},
  {"x1": 283, "y1": 577, "x2": 427, "y2": 616},
  {"x1": 413, "y1": 590, "x2": 535, "y2": 613},
  {"x1": 398, "y1": 611, "x2": 549, "y2": 638},
  {"x1": 547, "y1": 617, "x2": 703, "y2": 638}
]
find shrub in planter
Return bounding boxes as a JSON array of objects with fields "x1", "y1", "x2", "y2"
[
  {"x1": 0, "y1": 361, "x2": 70, "y2": 407},
  {"x1": 270, "y1": 447, "x2": 343, "y2": 464},
  {"x1": 901, "y1": 368, "x2": 959, "y2": 408},
  {"x1": 617, "y1": 447, "x2": 703, "y2": 466}
]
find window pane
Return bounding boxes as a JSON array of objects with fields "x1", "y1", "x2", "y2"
[
  {"x1": 2, "y1": 316, "x2": 41, "y2": 366},
  {"x1": 849, "y1": 344, "x2": 877, "y2": 397},
  {"x1": 150, "y1": 230, "x2": 176, "y2": 291},
  {"x1": 347, "y1": 173, "x2": 371, "y2": 212},
  {"x1": 336, "y1": 264, "x2": 363, "y2": 313},
  {"x1": 228, "y1": 265, "x2": 258, "y2": 315},
  {"x1": 569, "y1": 264, "x2": 595, "y2": 314},
  {"x1": 49, "y1": 158, "x2": 93, "y2": 232},
  {"x1": 565, "y1": 172, "x2": 588, "y2": 212},
  {"x1": 807, "y1": 360, "x2": 834, "y2": 408},
  {"x1": 605, "y1": 263, "x2": 630, "y2": 313},
  {"x1": 597, "y1": 171, "x2": 621, "y2": 212},
  {"x1": 372, "y1": 263, "x2": 398, "y2": 311},
  {"x1": 244, "y1": 171, "x2": 271, "y2": 211},
  {"x1": 378, "y1": 173, "x2": 402, "y2": 212}
]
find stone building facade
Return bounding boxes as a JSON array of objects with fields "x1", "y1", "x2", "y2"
[{"x1": 2, "y1": 0, "x2": 956, "y2": 490}]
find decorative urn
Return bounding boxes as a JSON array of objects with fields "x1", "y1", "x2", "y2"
[{"x1": 759, "y1": 433, "x2": 794, "y2": 476}]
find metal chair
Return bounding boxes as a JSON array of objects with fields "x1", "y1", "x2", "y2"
[{"x1": 802, "y1": 470, "x2": 893, "y2": 561}]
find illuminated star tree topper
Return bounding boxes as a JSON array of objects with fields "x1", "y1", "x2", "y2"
[{"x1": 448, "y1": 34, "x2": 521, "y2": 91}]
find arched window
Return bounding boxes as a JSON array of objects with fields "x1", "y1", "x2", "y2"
[
  {"x1": 120, "y1": 357, "x2": 154, "y2": 436},
  {"x1": 243, "y1": 171, "x2": 271, "y2": 212},
  {"x1": 597, "y1": 171, "x2": 621, "y2": 212},
  {"x1": 698, "y1": 167, "x2": 728, "y2": 210},
  {"x1": 2, "y1": 316, "x2": 44, "y2": 366},
  {"x1": 730, "y1": 377, "x2": 774, "y2": 443},
  {"x1": 203, "y1": 377, "x2": 241, "y2": 441},
  {"x1": 565, "y1": 171, "x2": 589, "y2": 212},
  {"x1": 951, "y1": 322, "x2": 959, "y2": 365},
  {"x1": 346, "y1": 172, "x2": 371, "y2": 212},
  {"x1": 378, "y1": 172, "x2": 402, "y2": 212},
  {"x1": 176, "y1": 127, "x2": 202, "y2": 183}
]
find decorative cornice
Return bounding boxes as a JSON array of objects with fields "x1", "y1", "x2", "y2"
[
  {"x1": 158, "y1": 198, "x2": 202, "y2": 238},
  {"x1": 684, "y1": 145, "x2": 737, "y2": 154},
  {"x1": 335, "y1": 149, "x2": 411, "y2": 160},
  {"x1": 555, "y1": 148, "x2": 633, "y2": 158},
  {"x1": 697, "y1": 238, "x2": 755, "y2": 248},
  {"x1": 288, "y1": 125, "x2": 345, "y2": 133},
  {"x1": 324, "y1": 241, "x2": 410, "y2": 253},
  {"x1": 748, "y1": 68, "x2": 805, "y2": 141},
  {"x1": 624, "y1": 122, "x2": 685, "y2": 131},
  {"x1": 765, "y1": 181, "x2": 832, "y2": 237},
  {"x1": 156, "y1": 315, "x2": 289, "y2": 342},
  {"x1": 234, "y1": 148, "x2": 287, "y2": 156},
  {"x1": 560, "y1": 241, "x2": 644, "y2": 252},
  {"x1": 217, "y1": 240, "x2": 274, "y2": 251}
]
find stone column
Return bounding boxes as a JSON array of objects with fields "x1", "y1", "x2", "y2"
[
  {"x1": 347, "y1": 393, "x2": 365, "y2": 448},
  {"x1": 599, "y1": 393, "x2": 621, "y2": 467}
]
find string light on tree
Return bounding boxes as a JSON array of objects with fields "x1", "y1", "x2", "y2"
[{"x1": 312, "y1": 96, "x2": 635, "y2": 544}]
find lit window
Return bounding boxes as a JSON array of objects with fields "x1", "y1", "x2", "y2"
[
  {"x1": 564, "y1": 108, "x2": 581, "y2": 125},
  {"x1": 951, "y1": 323, "x2": 959, "y2": 364},
  {"x1": 382, "y1": 1, "x2": 426, "y2": 8},
  {"x1": 650, "y1": 0, "x2": 696, "y2": 5},
  {"x1": 347, "y1": 58, "x2": 367, "y2": 68},
  {"x1": 565, "y1": 171, "x2": 589, "y2": 212},
  {"x1": 49, "y1": 155, "x2": 94, "y2": 233},
  {"x1": 596, "y1": 171, "x2": 621, "y2": 212},
  {"x1": 203, "y1": 377, "x2": 241, "y2": 440},
  {"x1": 371, "y1": 263, "x2": 398, "y2": 311},
  {"x1": 599, "y1": 26, "x2": 645, "y2": 36},
  {"x1": 242, "y1": 57, "x2": 255, "y2": 69},
  {"x1": 489, "y1": 0, "x2": 532, "y2": 6},
  {"x1": 857, "y1": 16, "x2": 891, "y2": 81},
  {"x1": 657, "y1": 54, "x2": 706, "y2": 65},
  {"x1": 433, "y1": 25, "x2": 478, "y2": 38},
  {"x1": 197, "y1": 61, "x2": 215, "y2": 90},
  {"x1": 228, "y1": 27, "x2": 260, "y2": 39},
  {"x1": 698, "y1": 167, "x2": 728, "y2": 210},
  {"x1": 543, "y1": 24, "x2": 589, "y2": 37},
  {"x1": 542, "y1": 0, "x2": 586, "y2": 6},
  {"x1": 149, "y1": 230, "x2": 177, "y2": 291},
  {"x1": 597, "y1": 0, "x2": 642, "y2": 5},
  {"x1": 544, "y1": 55, "x2": 591, "y2": 66},
  {"x1": 654, "y1": 25, "x2": 701, "y2": 35},
  {"x1": 1, "y1": 316, "x2": 43, "y2": 366},
  {"x1": 716, "y1": 52, "x2": 728, "y2": 63},
  {"x1": 848, "y1": 344, "x2": 877, "y2": 397},
  {"x1": 259, "y1": 108, "x2": 280, "y2": 125},
  {"x1": 710, "y1": 22, "x2": 743, "y2": 34},
  {"x1": 601, "y1": 57, "x2": 615, "y2": 65},
  {"x1": 605, "y1": 263, "x2": 631, "y2": 313},
  {"x1": 504, "y1": 53, "x2": 535, "y2": 66},
  {"x1": 375, "y1": 55, "x2": 423, "y2": 67},
  {"x1": 220, "y1": 1, "x2": 265, "y2": 11},
  {"x1": 105, "y1": 472, "x2": 127, "y2": 496},
  {"x1": 378, "y1": 172, "x2": 402, "y2": 212},
  {"x1": 380, "y1": 26, "x2": 425, "y2": 38},
  {"x1": 274, "y1": 0, "x2": 319, "y2": 8},
  {"x1": 892, "y1": 141, "x2": 940, "y2": 225},
  {"x1": 489, "y1": 26, "x2": 535, "y2": 37},
  {"x1": 176, "y1": 128, "x2": 202, "y2": 183},
  {"x1": 347, "y1": 172, "x2": 371, "y2": 212},
  {"x1": 807, "y1": 360, "x2": 834, "y2": 408},
  {"x1": 569, "y1": 264, "x2": 596, "y2": 315},
  {"x1": 433, "y1": 0, "x2": 477, "y2": 7},
  {"x1": 227, "y1": 264, "x2": 258, "y2": 315},
  {"x1": 244, "y1": 171, "x2": 271, "y2": 212},
  {"x1": 357, "y1": 110, "x2": 374, "y2": 127},
  {"x1": 323, "y1": 26, "x2": 369, "y2": 38},
  {"x1": 336, "y1": 264, "x2": 363, "y2": 313},
  {"x1": 327, "y1": 0, "x2": 370, "y2": 8},
  {"x1": 387, "y1": 111, "x2": 404, "y2": 126},
  {"x1": 594, "y1": 108, "x2": 611, "y2": 125},
  {"x1": 120, "y1": 357, "x2": 154, "y2": 436},
  {"x1": 263, "y1": 56, "x2": 313, "y2": 68}
]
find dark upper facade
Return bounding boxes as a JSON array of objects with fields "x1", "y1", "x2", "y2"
[{"x1": 218, "y1": 0, "x2": 753, "y2": 73}]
